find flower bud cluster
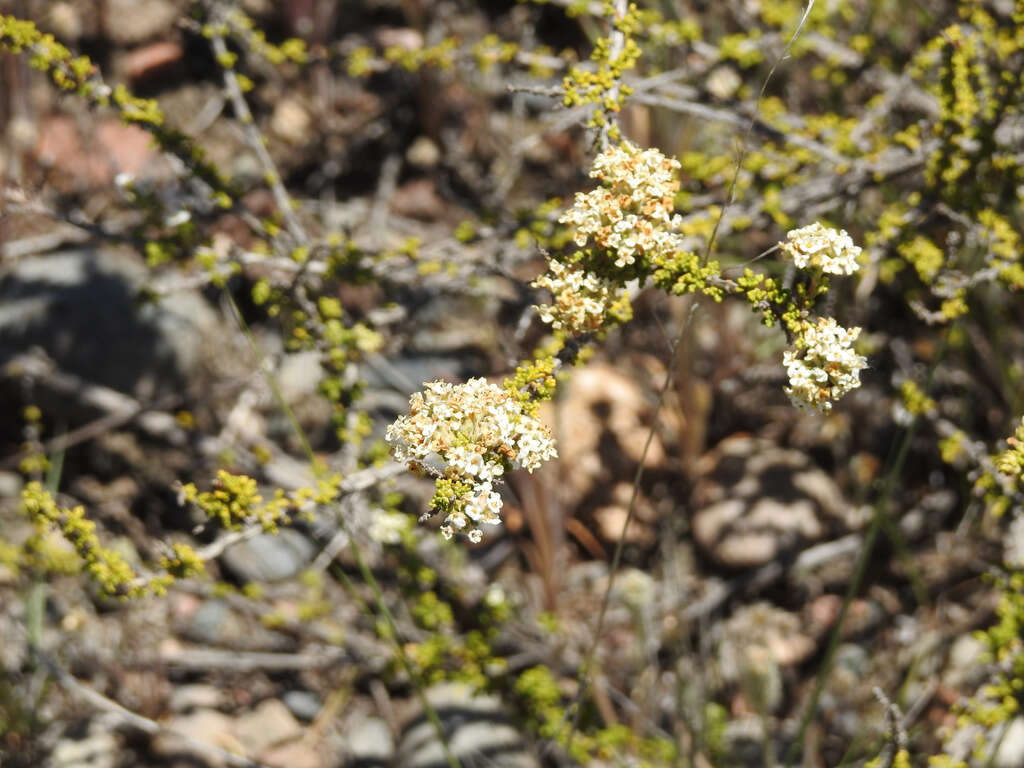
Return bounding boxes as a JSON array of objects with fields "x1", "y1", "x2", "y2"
[
  {"x1": 532, "y1": 260, "x2": 623, "y2": 334},
  {"x1": 783, "y1": 317, "x2": 867, "y2": 412},
  {"x1": 386, "y1": 378, "x2": 556, "y2": 541},
  {"x1": 559, "y1": 141, "x2": 685, "y2": 270},
  {"x1": 780, "y1": 222, "x2": 862, "y2": 276}
]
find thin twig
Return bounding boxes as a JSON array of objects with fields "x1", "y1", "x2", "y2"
[{"x1": 207, "y1": 4, "x2": 308, "y2": 245}]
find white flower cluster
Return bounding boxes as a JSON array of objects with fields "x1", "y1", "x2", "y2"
[
  {"x1": 368, "y1": 509, "x2": 412, "y2": 545},
  {"x1": 532, "y1": 261, "x2": 623, "y2": 334},
  {"x1": 780, "y1": 222, "x2": 862, "y2": 276},
  {"x1": 559, "y1": 141, "x2": 685, "y2": 269},
  {"x1": 386, "y1": 378, "x2": 557, "y2": 541},
  {"x1": 783, "y1": 318, "x2": 867, "y2": 412}
]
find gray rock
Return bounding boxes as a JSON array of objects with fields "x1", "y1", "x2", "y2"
[
  {"x1": 169, "y1": 683, "x2": 225, "y2": 713},
  {"x1": 221, "y1": 528, "x2": 316, "y2": 583},
  {"x1": 234, "y1": 699, "x2": 303, "y2": 757},
  {"x1": 49, "y1": 729, "x2": 120, "y2": 768},
  {"x1": 277, "y1": 351, "x2": 324, "y2": 403},
  {"x1": 691, "y1": 436, "x2": 853, "y2": 568},
  {"x1": 946, "y1": 634, "x2": 988, "y2": 690},
  {"x1": 283, "y1": 690, "x2": 322, "y2": 722},
  {"x1": 0, "y1": 471, "x2": 23, "y2": 498},
  {"x1": 184, "y1": 599, "x2": 291, "y2": 651},
  {"x1": 103, "y1": 0, "x2": 180, "y2": 44},
  {"x1": 188, "y1": 599, "x2": 232, "y2": 644},
  {"x1": 995, "y1": 717, "x2": 1024, "y2": 768},
  {"x1": 722, "y1": 717, "x2": 766, "y2": 767},
  {"x1": 346, "y1": 715, "x2": 394, "y2": 765},
  {"x1": 0, "y1": 249, "x2": 222, "y2": 398},
  {"x1": 1004, "y1": 514, "x2": 1024, "y2": 568},
  {"x1": 152, "y1": 708, "x2": 240, "y2": 759},
  {"x1": 397, "y1": 683, "x2": 537, "y2": 768}
]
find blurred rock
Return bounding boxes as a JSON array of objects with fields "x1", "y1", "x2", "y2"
[
  {"x1": 121, "y1": 41, "x2": 185, "y2": 83},
  {"x1": 263, "y1": 741, "x2": 323, "y2": 768},
  {"x1": 0, "y1": 471, "x2": 24, "y2": 498},
  {"x1": 719, "y1": 603, "x2": 815, "y2": 688},
  {"x1": 35, "y1": 116, "x2": 157, "y2": 186},
  {"x1": 271, "y1": 99, "x2": 312, "y2": 146},
  {"x1": 406, "y1": 137, "x2": 441, "y2": 168},
  {"x1": 235, "y1": 699, "x2": 303, "y2": 757},
  {"x1": 0, "y1": 249, "x2": 221, "y2": 399},
  {"x1": 391, "y1": 179, "x2": 446, "y2": 221},
  {"x1": 1004, "y1": 514, "x2": 1024, "y2": 568},
  {"x1": 722, "y1": 717, "x2": 765, "y2": 766},
  {"x1": 397, "y1": 683, "x2": 537, "y2": 768},
  {"x1": 706, "y1": 66, "x2": 742, "y2": 100},
  {"x1": 376, "y1": 28, "x2": 423, "y2": 51},
  {"x1": 541, "y1": 361, "x2": 667, "y2": 527},
  {"x1": 277, "y1": 351, "x2": 323, "y2": 403},
  {"x1": 221, "y1": 528, "x2": 316, "y2": 583},
  {"x1": 345, "y1": 715, "x2": 394, "y2": 766},
  {"x1": 995, "y1": 717, "x2": 1024, "y2": 768},
  {"x1": 48, "y1": 2, "x2": 85, "y2": 41},
  {"x1": 183, "y1": 599, "x2": 292, "y2": 651},
  {"x1": 50, "y1": 728, "x2": 119, "y2": 768},
  {"x1": 169, "y1": 683, "x2": 225, "y2": 713},
  {"x1": 283, "y1": 690, "x2": 322, "y2": 722},
  {"x1": 593, "y1": 482, "x2": 657, "y2": 544},
  {"x1": 104, "y1": 0, "x2": 180, "y2": 44},
  {"x1": 153, "y1": 708, "x2": 243, "y2": 758},
  {"x1": 945, "y1": 633, "x2": 988, "y2": 690},
  {"x1": 691, "y1": 436, "x2": 854, "y2": 568}
]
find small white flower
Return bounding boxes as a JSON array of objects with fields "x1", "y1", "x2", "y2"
[
  {"x1": 368, "y1": 509, "x2": 410, "y2": 545},
  {"x1": 784, "y1": 317, "x2": 867, "y2": 412},
  {"x1": 532, "y1": 261, "x2": 623, "y2": 334},
  {"x1": 781, "y1": 222, "x2": 862, "y2": 275},
  {"x1": 387, "y1": 378, "x2": 557, "y2": 543},
  {"x1": 558, "y1": 141, "x2": 685, "y2": 274}
]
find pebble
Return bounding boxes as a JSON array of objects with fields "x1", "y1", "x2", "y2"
[
  {"x1": 995, "y1": 717, "x2": 1024, "y2": 768},
  {"x1": 0, "y1": 471, "x2": 24, "y2": 498},
  {"x1": 50, "y1": 730, "x2": 120, "y2": 768},
  {"x1": 221, "y1": 528, "x2": 316, "y2": 583},
  {"x1": 945, "y1": 633, "x2": 988, "y2": 690},
  {"x1": 283, "y1": 689, "x2": 322, "y2": 722},
  {"x1": 169, "y1": 683, "x2": 225, "y2": 713},
  {"x1": 397, "y1": 683, "x2": 537, "y2": 768},
  {"x1": 103, "y1": 0, "x2": 180, "y2": 44},
  {"x1": 234, "y1": 698, "x2": 303, "y2": 757},
  {"x1": 691, "y1": 436, "x2": 853, "y2": 568},
  {"x1": 153, "y1": 708, "x2": 243, "y2": 757},
  {"x1": 263, "y1": 741, "x2": 323, "y2": 768},
  {"x1": 345, "y1": 715, "x2": 394, "y2": 764},
  {"x1": 0, "y1": 249, "x2": 222, "y2": 398}
]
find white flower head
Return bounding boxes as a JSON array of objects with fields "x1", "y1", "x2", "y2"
[
  {"x1": 387, "y1": 378, "x2": 557, "y2": 542},
  {"x1": 559, "y1": 141, "x2": 685, "y2": 272},
  {"x1": 783, "y1": 317, "x2": 867, "y2": 412},
  {"x1": 533, "y1": 261, "x2": 623, "y2": 334},
  {"x1": 781, "y1": 222, "x2": 862, "y2": 276},
  {"x1": 368, "y1": 509, "x2": 411, "y2": 545}
]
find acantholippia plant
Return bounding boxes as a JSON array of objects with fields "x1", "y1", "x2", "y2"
[
  {"x1": 4, "y1": 0, "x2": 1024, "y2": 765},
  {"x1": 388, "y1": 140, "x2": 869, "y2": 543}
]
